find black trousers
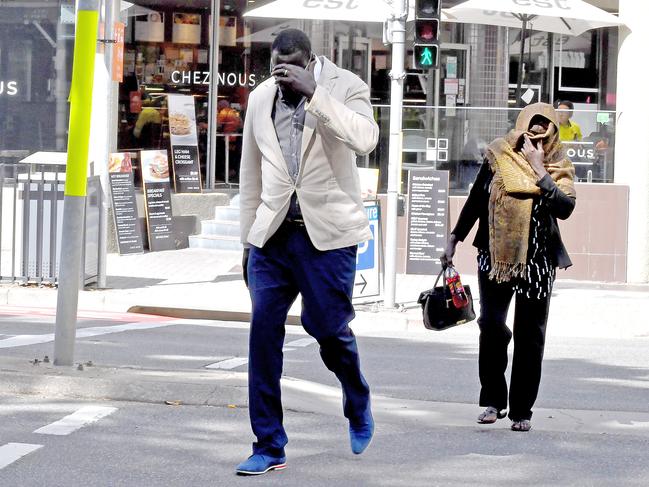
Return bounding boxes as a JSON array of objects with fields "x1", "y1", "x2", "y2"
[{"x1": 477, "y1": 270, "x2": 552, "y2": 421}]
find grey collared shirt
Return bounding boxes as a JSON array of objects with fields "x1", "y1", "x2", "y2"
[{"x1": 272, "y1": 90, "x2": 306, "y2": 219}]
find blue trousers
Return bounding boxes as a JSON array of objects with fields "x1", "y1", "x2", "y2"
[{"x1": 247, "y1": 221, "x2": 371, "y2": 457}]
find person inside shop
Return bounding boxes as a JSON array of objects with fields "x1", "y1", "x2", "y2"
[
  {"x1": 133, "y1": 94, "x2": 164, "y2": 148},
  {"x1": 555, "y1": 100, "x2": 583, "y2": 141},
  {"x1": 217, "y1": 99, "x2": 243, "y2": 133},
  {"x1": 441, "y1": 103, "x2": 576, "y2": 432},
  {"x1": 584, "y1": 121, "x2": 616, "y2": 181},
  {"x1": 237, "y1": 28, "x2": 378, "y2": 476},
  {"x1": 217, "y1": 99, "x2": 243, "y2": 182},
  {"x1": 459, "y1": 137, "x2": 488, "y2": 192}
]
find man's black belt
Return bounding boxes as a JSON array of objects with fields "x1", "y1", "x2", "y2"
[{"x1": 285, "y1": 217, "x2": 305, "y2": 227}]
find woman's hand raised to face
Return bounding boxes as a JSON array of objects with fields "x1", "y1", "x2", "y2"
[{"x1": 522, "y1": 134, "x2": 549, "y2": 180}]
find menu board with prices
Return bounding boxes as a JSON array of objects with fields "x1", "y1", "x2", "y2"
[
  {"x1": 108, "y1": 153, "x2": 144, "y2": 255},
  {"x1": 167, "y1": 94, "x2": 202, "y2": 193},
  {"x1": 140, "y1": 150, "x2": 176, "y2": 251},
  {"x1": 406, "y1": 170, "x2": 449, "y2": 276}
]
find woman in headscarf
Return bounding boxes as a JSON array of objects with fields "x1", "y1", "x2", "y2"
[{"x1": 441, "y1": 103, "x2": 576, "y2": 432}]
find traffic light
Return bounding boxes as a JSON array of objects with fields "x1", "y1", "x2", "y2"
[{"x1": 414, "y1": 0, "x2": 441, "y2": 70}]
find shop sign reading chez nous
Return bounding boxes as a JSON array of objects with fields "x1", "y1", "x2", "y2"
[{"x1": 171, "y1": 70, "x2": 257, "y2": 88}]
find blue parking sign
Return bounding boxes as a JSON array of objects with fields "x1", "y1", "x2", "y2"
[
  {"x1": 354, "y1": 204, "x2": 380, "y2": 298},
  {"x1": 357, "y1": 225, "x2": 375, "y2": 270}
]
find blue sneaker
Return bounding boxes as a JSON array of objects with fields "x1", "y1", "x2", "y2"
[
  {"x1": 235, "y1": 453, "x2": 287, "y2": 476},
  {"x1": 349, "y1": 416, "x2": 374, "y2": 455}
]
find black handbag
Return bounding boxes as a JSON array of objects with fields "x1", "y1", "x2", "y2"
[{"x1": 417, "y1": 268, "x2": 476, "y2": 331}]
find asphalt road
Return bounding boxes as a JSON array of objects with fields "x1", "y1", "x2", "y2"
[{"x1": 1, "y1": 308, "x2": 648, "y2": 486}]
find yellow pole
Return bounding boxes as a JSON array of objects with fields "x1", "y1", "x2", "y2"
[
  {"x1": 54, "y1": 0, "x2": 100, "y2": 366},
  {"x1": 65, "y1": 4, "x2": 100, "y2": 196}
]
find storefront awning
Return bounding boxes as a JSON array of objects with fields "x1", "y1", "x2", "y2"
[
  {"x1": 243, "y1": 0, "x2": 452, "y2": 23},
  {"x1": 447, "y1": 0, "x2": 624, "y2": 36}
]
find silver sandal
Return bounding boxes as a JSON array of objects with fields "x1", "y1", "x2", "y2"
[
  {"x1": 511, "y1": 419, "x2": 532, "y2": 432},
  {"x1": 477, "y1": 406, "x2": 506, "y2": 424}
]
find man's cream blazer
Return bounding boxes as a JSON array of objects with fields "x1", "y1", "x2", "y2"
[{"x1": 239, "y1": 57, "x2": 379, "y2": 251}]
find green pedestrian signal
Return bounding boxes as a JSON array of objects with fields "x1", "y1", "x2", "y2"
[
  {"x1": 414, "y1": 44, "x2": 439, "y2": 70},
  {"x1": 421, "y1": 47, "x2": 434, "y2": 66}
]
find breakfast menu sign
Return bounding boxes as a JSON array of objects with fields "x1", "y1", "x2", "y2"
[
  {"x1": 141, "y1": 150, "x2": 176, "y2": 251},
  {"x1": 167, "y1": 94, "x2": 202, "y2": 193},
  {"x1": 108, "y1": 153, "x2": 144, "y2": 255}
]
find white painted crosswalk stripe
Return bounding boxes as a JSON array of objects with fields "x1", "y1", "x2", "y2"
[
  {"x1": 284, "y1": 337, "x2": 317, "y2": 348},
  {"x1": 0, "y1": 322, "x2": 174, "y2": 349},
  {"x1": 0, "y1": 443, "x2": 43, "y2": 470},
  {"x1": 205, "y1": 357, "x2": 248, "y2": 370},
  {"x1": 205, "y1": 339, "x2": 316, "y2": 369},
  {"x1": 33, "y1": 406, "x2": 118, "y2": 436}
]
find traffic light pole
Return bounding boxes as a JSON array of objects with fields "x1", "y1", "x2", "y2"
[
  {"x1": 384, "y1": 0, "x2": 408, "y2": 309},
  {"x1": 54, "y1": 0, "x2": 100, "y2": 366}
]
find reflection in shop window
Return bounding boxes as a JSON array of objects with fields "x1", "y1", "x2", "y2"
[{"x1": 0, "y1": 3, "x2": 74, "y2": 160}]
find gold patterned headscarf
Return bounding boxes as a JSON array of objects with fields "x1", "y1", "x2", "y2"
[{"x1": 486, "y1": 103, "x2": 576, "y2": 283}]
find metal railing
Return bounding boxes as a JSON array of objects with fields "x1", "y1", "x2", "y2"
[{"x1": 0, "y1": 163, "x2": 100, "y2": 285}]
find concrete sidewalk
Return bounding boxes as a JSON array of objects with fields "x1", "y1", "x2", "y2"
[{"x1": 1, "y1": 248, "x2": 649, "y2": 339}]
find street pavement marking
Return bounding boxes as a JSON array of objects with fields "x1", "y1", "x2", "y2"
[
  {"x1": 0, "y1": 443, "x2": 43, "y2": 470},
  {"x1": 0, "y1": 322, "x2": 175, "y2": 349},
  {"x1": 284, "y1": 337, "x2": 317, "y2": 348},
  {"x1": 33, "y1": 406, "x2": 118, "y2": 436},
  {"x1": 0, "y1": 306, "x2": 177, "y2": 323},
  {"x1": 205, "y1": 339, "x2": 316, "y2": 369},
  {"x1": 205, "y1": 357, "x2": 249, "y2": 370}
]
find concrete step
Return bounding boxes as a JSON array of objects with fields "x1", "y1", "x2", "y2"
[
  {"x1": 200, "y1": 219, "x2": 241, "y2": 237},
  {"x1": 214, "y1": 206, "x2": 240, "y2": 222},
  {"x1": 188, "y1": 235, "x2": 243, "y2": 251},
  {"x1": 230, "y1": 194, "x2": 240, "y2": 208}
]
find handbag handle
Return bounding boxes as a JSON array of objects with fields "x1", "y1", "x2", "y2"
[
  {"x1": 434, "y1": 267, "x2": 456, "y2": 309},
  {"x1": 434, "y1": 266, "x2": 455, "y2": 289}
]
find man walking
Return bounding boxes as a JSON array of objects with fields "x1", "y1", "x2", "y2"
[{"x1": 236, "y1": 29, "x2": 379, "y2": 476}]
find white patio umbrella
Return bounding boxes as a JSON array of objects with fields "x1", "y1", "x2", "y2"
[
  {"x1": 243, "y1": 0, "x2": 452, "y2": 23},
  {"x1": 237, "y1": 19, "x2": 357, "y2": 44},
  {"x1": 120, "y1": 1, "x2": 157, "y2": 18},
  {"x1": 446, "y1": 0, "x2": 624, "y2": 104}
]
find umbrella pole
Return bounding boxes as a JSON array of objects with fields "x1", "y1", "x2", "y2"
[{"x1": 516, "y1": 18, "x2": 528, "y2": 106}]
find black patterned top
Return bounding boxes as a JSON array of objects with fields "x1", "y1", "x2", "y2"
[{"x1": 477, "y1": 197, "x2": 556, "y2": 299}]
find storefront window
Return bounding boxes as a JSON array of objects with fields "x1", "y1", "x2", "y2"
[
  {"x1": 0, "y1": 1, "x2": 74, "y2": 164},
  {"x1": 117, "y1": 0, "x2": 273, "y2": 189},
  {"x1": 118, "y1": 2, "x2": 212, "y2": 187},
  {"x1": 370, "y1": 23, "x2": 619, "y2": 195}
]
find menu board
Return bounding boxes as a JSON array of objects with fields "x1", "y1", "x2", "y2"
[
  {"x1": 167, "y1": 94, "x2": 202, "y2": 193},
  {"x1": 108, "y1": 153, "x2": 144, "y2": 255},
  {"x1": 406, "y1": 169, "x2": 449, "y2": 276},
  {"x1": 140, "y1": 150, "x2": 175, "y2": 251}
]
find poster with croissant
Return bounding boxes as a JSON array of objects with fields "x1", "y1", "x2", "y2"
[{"x1": 167, "y1": 94, "x2": 202, "y2": 193}]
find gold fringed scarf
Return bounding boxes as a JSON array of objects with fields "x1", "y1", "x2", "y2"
[{"x1": 487, "y1": 103, "x2": 576, "y2": 283}]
